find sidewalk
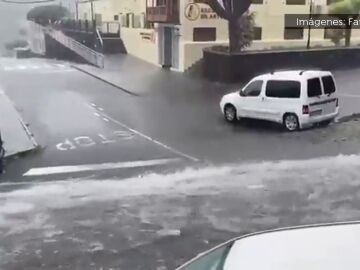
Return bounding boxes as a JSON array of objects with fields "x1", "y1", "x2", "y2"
[
  {"x1": 0, "y1": 90, "x2": 38, "y2": 158},
  {"x1": 72, "y1": 54, "x2": 238, "y2": 97}
]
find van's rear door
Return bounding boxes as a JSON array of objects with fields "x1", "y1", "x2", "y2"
[
  {"x1": 320, "y1": 75, "x2": 337, "y2": 115},
  {"x1": 307, "y1": 76, "x2": 337, "y2": 117}
]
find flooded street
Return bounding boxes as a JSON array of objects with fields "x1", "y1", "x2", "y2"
[{"x1": 1, "y1": 154, "x2": 360, "y2": 269}]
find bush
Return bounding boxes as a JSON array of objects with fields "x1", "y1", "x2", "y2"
[
  {"x1": 5, "y1": 40, "x2": 28, "y2": 51},
  {"x1": 325, "y1": 28, "x2": 345, "y2": 46},
  {"x1": 27, "y1": 5, "x2": 70, "y2": 25}
]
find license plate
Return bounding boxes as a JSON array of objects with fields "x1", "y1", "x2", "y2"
[{"x1": 310, "y1": 109, "x2": 322, "y2": 117}]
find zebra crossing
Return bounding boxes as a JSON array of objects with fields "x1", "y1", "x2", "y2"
[{"x1": 0, "y1": 59, "x2": 74, "y2": 73}]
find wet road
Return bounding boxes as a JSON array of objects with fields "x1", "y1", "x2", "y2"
[
  {"x1": 1, "y1": 58, "x2": 360, "y2": 181},
  {"x1": 0, "y1": 58, "x2": 360, "y2": 269},
  {"x1": 1, "y1": 155, "x2": 360, "y2": 269},
  {"x1": 0, "y1": 58, "x2": 195, "y2": 181}
]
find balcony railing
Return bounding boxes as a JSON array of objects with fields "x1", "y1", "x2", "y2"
[{"x1": 146, "y1": 0, "x2": 179, "y2": 23}]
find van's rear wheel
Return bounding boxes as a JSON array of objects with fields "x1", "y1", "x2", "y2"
[
  {"x1": 319, "y1": 119, "x2": 332, "y2": 127},
  {"x1": 283, "y1": 113, "x2": 299, "y2": 132},
  {"x1": 224, "y1": 104, "x2": 237, "y2": 123}
]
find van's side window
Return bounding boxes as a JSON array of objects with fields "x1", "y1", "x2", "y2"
[
  {"x1": 242, "y1": 80, "x2": 263, "y2": 97},
  {"x1": 322, "y1": 76, "x2": 336, "y2": 94},
  {"x1": 307, "y1": 78, "x2": 322, "y2": 97},
  {"x1": 265, "y1": 80, "x2": 301, "y2": 98}
]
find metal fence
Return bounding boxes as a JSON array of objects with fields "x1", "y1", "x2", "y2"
[
  {"x1": 27, "y1": 21, "x2": 46, "y2": 55},
  {"x1": 46, "y1": 27, "x2": 104, "y2": 68},
  {"x1": 27, "y1": 20, "x2": 105, "y2": 68},
  {"x1": 97, "y1": 22, "x2": 121, "y2": 35}
]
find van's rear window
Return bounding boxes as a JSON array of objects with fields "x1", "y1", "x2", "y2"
[
  {"x1": 322, "y1": 76, "x2": 336, "y2": 94},
  {"x1": 266, "y1": 80, "x2": 301, "y2": 98},
  {"x1": 307, "y1": 78, "x2": 322, "y2": 97}
]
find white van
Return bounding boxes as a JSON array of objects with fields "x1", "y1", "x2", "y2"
[{"x1": 220, "y1": 70, "x2": 339, "y2": 131}]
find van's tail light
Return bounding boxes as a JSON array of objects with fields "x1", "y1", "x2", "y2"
[
  {"x1": 336, "y1": 98, "x2": 339, "y2": 107},
  {"x1": 302, "y1": 105, "x2": 310, "y2": 115}
]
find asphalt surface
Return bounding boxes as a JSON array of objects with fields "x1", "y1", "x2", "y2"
[{"x1": 1, "y1": 58, "x2": 360, "y2": 269}]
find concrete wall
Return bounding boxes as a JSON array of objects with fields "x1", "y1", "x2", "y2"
[
  {"x1": 204, "y1": 47, "x2": 360, "y2": 83},
  {"x1": 121, "y1": 28, "x2": 159, "y2": 65}
]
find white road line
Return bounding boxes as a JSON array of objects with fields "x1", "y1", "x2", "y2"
[
  {"x1": 23, "y1": 158, "x2": 182, "y2": 176},
  {"x1": 88, "y1": 104, "x2": 199, "y2": 162},
  {"x1": 339, "y1": 93, "x2": 360, "y2": 98},
  {"x1": 103, "y1": 117, "x2": 109, "y2": 122},
  {"x1": 93, "y1": 112, "x2": 100, "y2": 117},
  {"x1": 98, "y1": 107, "x2": 104, "y2": 111},
  {"x1": 247, "y1": 184, "x2": 266, "y2": 190}
]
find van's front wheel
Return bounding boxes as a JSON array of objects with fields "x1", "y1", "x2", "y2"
[
  {"x1": 224, "y1": 104, "x2": 237, "y2": 123},
  {"x1": 283, "y1": 113, "x2": 299, "y2": 132}
]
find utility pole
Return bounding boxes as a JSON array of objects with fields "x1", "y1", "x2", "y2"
[
  {"x1": 90, "y1": 0, "x2": 94, "y2": 21},
  {"x1": 75, "y1": 0, "x2": 79, "y2": 20},
  {"x1": 307, "y1": 0, "x2": 313, "y2": 49}
]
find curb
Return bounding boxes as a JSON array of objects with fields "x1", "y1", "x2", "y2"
[
  {"x1": 4, "y1": 146, "x2": 41, "y2": 161},
  {"x1": 5, "y1": 94, "x2": 39, "y2": 149},
  {"x1": 71, "y1": 65, "x2": 140, "y2": 97}
]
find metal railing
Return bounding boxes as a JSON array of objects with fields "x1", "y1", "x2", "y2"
[
  {"x1": 27, "y1": 21, "x2": 46, "y2": 55},
  {"x1": 46, "y1": 27, "x2": 104, "y2": 68},
  {"x1": 97, "y1": 22, "x2": 121, "y2": 35}
]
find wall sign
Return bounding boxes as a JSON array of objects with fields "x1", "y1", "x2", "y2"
[
  {"x1": 185, "y1": 3, "x2": 201, "y2": 21},
  {"x1": 140, "y1": 31, "x2": 156, "y2": 43},
  {"x1": 185, "y1": 2, "x2": 220, "y2": 21}
]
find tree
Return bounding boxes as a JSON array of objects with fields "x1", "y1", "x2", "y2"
[
  {"x1": 205, "y1": 0, "x2": 252, "y2": 53},
  {"x1": 329, "y1": 0, "x2": 360, "y2": 46},
  {"x1": 5, "y1": 40, "x2": 28, "y2": 51},
  {"x1": 237, "y1": 13, "x2": 255, "y2": 51},
  {"x1": 27, "y1": 5, "x2": 70, "y2": 25}
]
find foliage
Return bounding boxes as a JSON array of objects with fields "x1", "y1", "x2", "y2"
[
  {"x1": 5, "y1": 40, "x2": 28, "y2": 51},
  {"x1": 237, "y1": 12, "x2": 255, "y2": 51},
  {"x1": 328, "y1": 0, "x2": 360, "y2": 46},
  {"x1": 27, "y1": 5, "x2": 70, "y2": 25},
  {"x1": 326, "y1": 28, "x2": 345, "y2": 46}
]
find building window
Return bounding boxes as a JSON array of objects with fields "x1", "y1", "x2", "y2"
[
  {"x1": 114, "y1": 15, "x2": 119, "y2": 21},
  {"x1": 284, "y1": 27, "x2": 304, "y2": 39},
  {"x1": 193, "y1": 27, "x2": 216, "y2": 41},
  {"x1": 253, "y1": 27, "x2": 262, "y2": 40},
  {"x1": 251, "y1": 0, "x2": 263, "y2": 4},
  {"x1": 286, "y1": 0, "x2": 306, "y2": 4},
  {"x1": 156, "y1": 0, "x2": 167, "y2": 6}
]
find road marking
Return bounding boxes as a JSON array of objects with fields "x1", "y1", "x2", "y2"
[
  {"x1": 3, "y1": 66, "x2": 15, "y2": 71},
  {"x1": 55, "y1": 131, "x2": 135, "y2": 151},
  {"x1": 88, "y1": 104, "x2": 199, "y2": 162},
  {"x1": 23, "y1": 158, "x2": 182, "y2": 176},
  {"x1": 247, "y1": 184, "x2": 266, "y2": 190},
  {"x1": 103, "y1": 117, "x2": 109, "y2": 122},
  {"x1": 98, "y1": 107, "x2": 104, "y2": 111},
  {"x1": 94, "y1": 112, "x2": 100, "y2": 117},
  {"x1": 339, "y1": 93, "x2": 360, "y2": 98}
]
